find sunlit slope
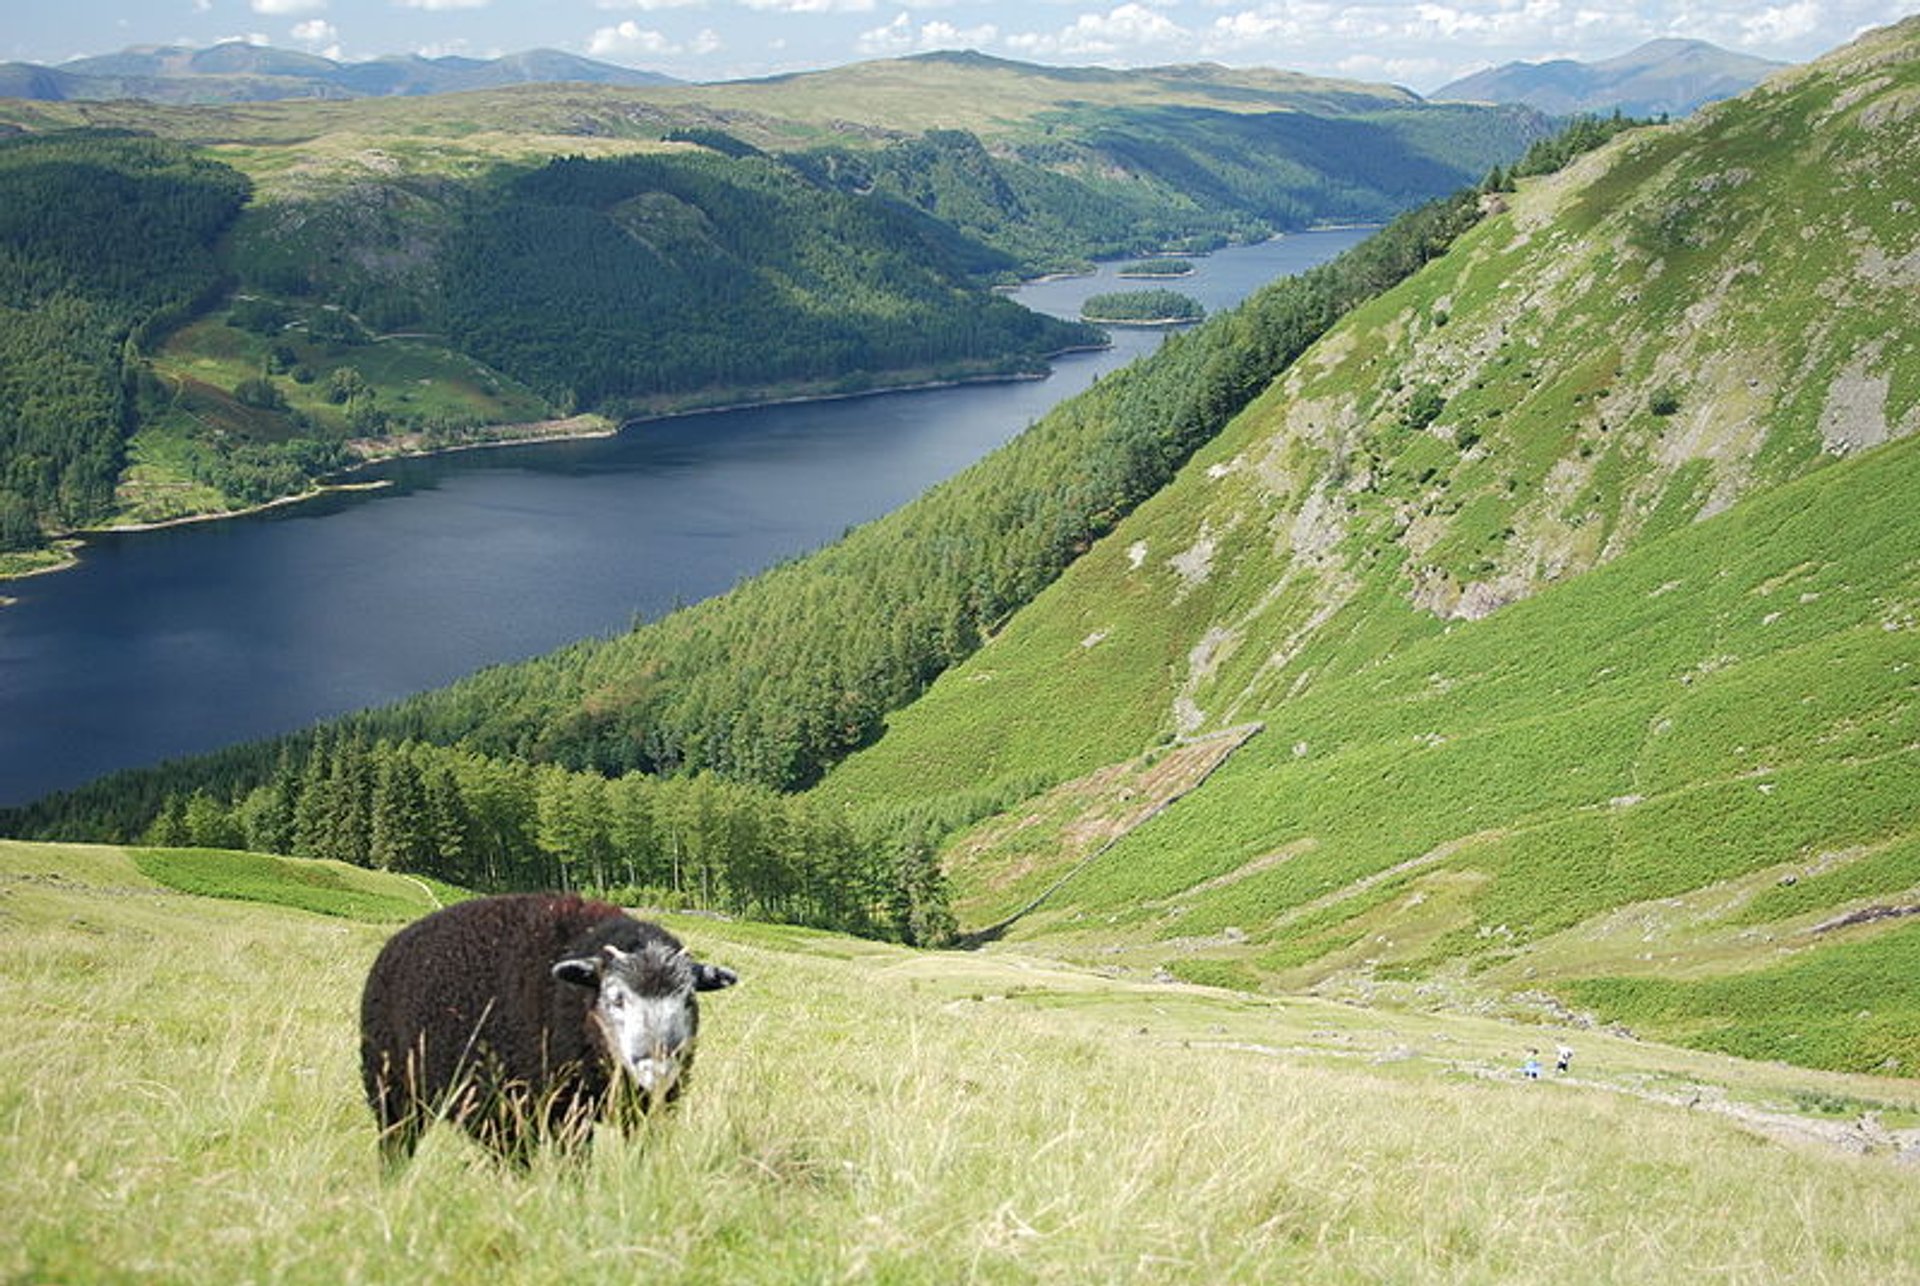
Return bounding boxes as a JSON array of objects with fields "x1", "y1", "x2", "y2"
[
  {"x1": 824, "y1": 17, "x2": 1920, "y2": 810},
  {"x1": 5, "y1": 839, "x2": 1917, "y2": 1281},
  {"x1": 957, "y1": 429, "x2": 1916, "y2": 1068},
  {"x1": 817, "y1": 21, "x2": 1920, "y2": 1072}
]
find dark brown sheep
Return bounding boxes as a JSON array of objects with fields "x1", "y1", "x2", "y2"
[{"x1": 359, "y1": 893, "x2": 738, "y2": 1166}]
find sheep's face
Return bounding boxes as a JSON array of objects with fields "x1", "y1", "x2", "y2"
[{"x1": 554, "y1": 941, "x2": 738, "y2": 1100}]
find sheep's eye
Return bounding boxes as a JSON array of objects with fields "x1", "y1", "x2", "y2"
[{"x1": 606, "y1": 991, "x2": 627, "y2": 1009}]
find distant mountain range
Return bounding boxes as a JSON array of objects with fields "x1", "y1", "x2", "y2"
[
  {"x1": 0, "y1": 42, "x2": 676, "y2": 103},
  {"x1": 1433, "y1": 38, "x2": 1786, "y2": 117}
]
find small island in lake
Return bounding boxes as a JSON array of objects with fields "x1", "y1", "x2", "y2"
[
  {"x1": 1080, "y1": 289, "x2": 1206, "y2": 325},
  {"x1": 1116, "y1": 257, "x2": 1196, "y2": 278}
]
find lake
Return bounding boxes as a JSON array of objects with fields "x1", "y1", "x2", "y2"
[{"x1": 0, "y1": 229, "x2": 1373, "y2": 807}]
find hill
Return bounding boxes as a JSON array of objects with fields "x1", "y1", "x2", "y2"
[
  {"x1": 813, "y1": 18, "x2": 1920, "y2": 1072},
  {"x1": 2, "y1": 838, "x2": 1915, "y2": 1280},
  {"x1": 1, "y1": 42, "x2": 675, "y2": 103},
  {"x1": 0, "y1": 55, "x2": 1541, "y2": 550},
  {"x1": 1434, "y1": 38, "x2": 1788, "y2": 117}
]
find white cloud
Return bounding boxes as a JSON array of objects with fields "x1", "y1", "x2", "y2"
[
  {"x1": 596, "y1": 0, "x2": 707, "y2": 10},
  {"x1": 291, "y1": 18, "x2": 337, "y2": 41},
  {"x1": 587, "y1": 20, "x2": 723, "y2": 57},
  {"x1": 393, "y1": 0, "x2": 490, "y2": 11},
  {"x1": 250, "y1": 0, "x2": 325, "y2": 14},
  {"x1": 1006, "y1": 3, "x2": 1187, "y2": 58},
  {"x1": 857, "y1": 12, "x2": 999, "y2": 54},
  {"x1": 1331, "y1": 50, "x2": 1451, "y2": 86},
  {"x1": 1204, "y1": 6, "x2": 1318, "y2": 46},
  {"x1": 1740, "y1": 2, "x2": 1824, "y2": 45},
  {"x1": 739, "y1": 0, "x2": 878, "y2": 12}
]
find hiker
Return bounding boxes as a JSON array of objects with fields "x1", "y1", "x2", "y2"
[
  {"x1": 1522, "y1": 1049, "x2": 1541, "y2": 1080},
  {"x1": 1556, "y1": 1044, "x2": 1574, "y2": 1074}
]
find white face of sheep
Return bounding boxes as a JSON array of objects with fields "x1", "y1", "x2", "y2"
[{"x1": 552, "y1": 942, "x2": 738, "y2": 1100}]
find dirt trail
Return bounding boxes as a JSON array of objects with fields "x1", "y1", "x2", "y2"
[{"x1": 1197, "y1": 1038, "x2": 1920, "y2": 1163}]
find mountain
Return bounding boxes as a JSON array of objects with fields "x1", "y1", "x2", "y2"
[
  {"x1": 812, "y1": 17, "x2": 1920, "y2": 1071},
  {"x1": 1434, "y1": 38, "x2": 1787, "y2": 116},
  {"x1": 4, "y1": 42, "x2": 675, "y2": 103}
]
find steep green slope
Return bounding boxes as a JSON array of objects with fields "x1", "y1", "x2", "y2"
[
  {"x1": 825, "y1": 17, "x2": 1920, "y2": 803},
  {"x1": 811, "y1": 19, "x2": 1920, "y2": 1072},
  {"x1": 933, "y1": 430, "x2": 1919, "y2": 1071}
]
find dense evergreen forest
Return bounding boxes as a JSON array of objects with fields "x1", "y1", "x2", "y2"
[
  {"x1": 135, "y1": 734, "x2": 958, "y2": 945},
  {"x1": 442, "y1": 152, "x2": 1100, "y2": 412},
  {"x1": 0, "y1": 131, "x2": 248, "y2": 547}
]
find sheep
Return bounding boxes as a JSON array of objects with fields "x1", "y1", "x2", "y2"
[{"x1": 359, "y1": 892, "x2": 738, "y2": 1166}]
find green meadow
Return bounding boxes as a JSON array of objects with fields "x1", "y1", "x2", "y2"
[{"x1": 3, "y1": 839, "x2": 1916, "y2": 1283}]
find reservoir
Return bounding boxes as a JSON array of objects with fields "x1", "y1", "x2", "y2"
[{"x1": 0, "y1": 228, "x2": 1372, "y2": 807}]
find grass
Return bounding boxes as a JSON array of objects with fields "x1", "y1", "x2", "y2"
[
  {"x1": 0, "y1": 540, "x2": 81, "y2": 583},
  {"x1": 4, "y1": 838, "x2": 1919, "y2": 1282},
  {"x1": 151, "y1": 314, "x2": 550, "y2": 437},
  {"x1": 131, "y1": 846, "x2": 460, "y2": 923}
]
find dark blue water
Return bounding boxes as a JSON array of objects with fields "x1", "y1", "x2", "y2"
[{"x1": 0, "y1": 229, "x2": 1371, "y2": 806}]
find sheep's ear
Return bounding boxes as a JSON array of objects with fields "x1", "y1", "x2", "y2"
[
  {"x1": 692, "y1": 961, "x2": 739, "y2": 992},
  {"x1": 552, "y1": 956, "x2": 601, "y2": 988}
]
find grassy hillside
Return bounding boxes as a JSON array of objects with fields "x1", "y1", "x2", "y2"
[
  {"x1": 4, "y1": 839, "x2": 1916, "y2": 1282},
  {"x1": 810, "y1": 19, "x2": 1920, "y2": 1072}
]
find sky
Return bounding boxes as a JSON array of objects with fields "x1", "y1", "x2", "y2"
[{"x1": 7, "y1": 1, "x2": 1915, "y2": 93}]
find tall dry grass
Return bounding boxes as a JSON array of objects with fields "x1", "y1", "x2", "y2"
[{"x1": 3, "y1": 852, "x2": 1915, "y2": 1283}]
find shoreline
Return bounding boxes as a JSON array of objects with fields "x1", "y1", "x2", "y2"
[
  {"x1": 91, "y1": 480, "x2": 395, "y2": 536},
  {"x1": 333, "y1": 413, "x2": 620, "y2": 476},
  {"x1": 609, "y1": 354, "x2": 1112, "y2": 429},
  {"x1": 0, "y1": 357, "x2": 1114, "y2": 587}
]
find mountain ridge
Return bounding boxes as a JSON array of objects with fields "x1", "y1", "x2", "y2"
[
  {"x1": 0, "y1": 42, "x2": 676, "y2": 103},
  {"x1": 1434, "y1": 36, "x2": 1787, "y2": 116}
]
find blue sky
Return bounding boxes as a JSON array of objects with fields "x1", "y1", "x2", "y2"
[{"x1": 9, "y1": 1, "x2": 1914, "y2": 92}]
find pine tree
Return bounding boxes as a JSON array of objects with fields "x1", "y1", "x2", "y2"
[
  {"x1": 291, "y1": 738, "x2": 334, "y2": 859},
  {"x1": 423, "y1": 761, "x2": 472, "y2": 882},
  {"x1": 371, "y1": 751, "x2": 429, "y2": 872}
]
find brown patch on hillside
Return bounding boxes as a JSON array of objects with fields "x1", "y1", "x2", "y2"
[{"x1": 950, "y1": 723, "x2": 1263, "y2": 937}]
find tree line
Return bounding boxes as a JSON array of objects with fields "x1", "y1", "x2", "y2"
[{"x1": 142, "y1": 732, "x2": 956, "y2": 946}]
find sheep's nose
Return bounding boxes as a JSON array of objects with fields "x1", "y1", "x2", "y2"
[{"x1": 629, "y1": 1054, "x2": 677, "y2": 1092}]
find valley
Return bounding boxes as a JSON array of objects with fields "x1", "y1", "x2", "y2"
[{"x1": 3, "y1": 13, "x2": 1919, "y2": 1280}]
